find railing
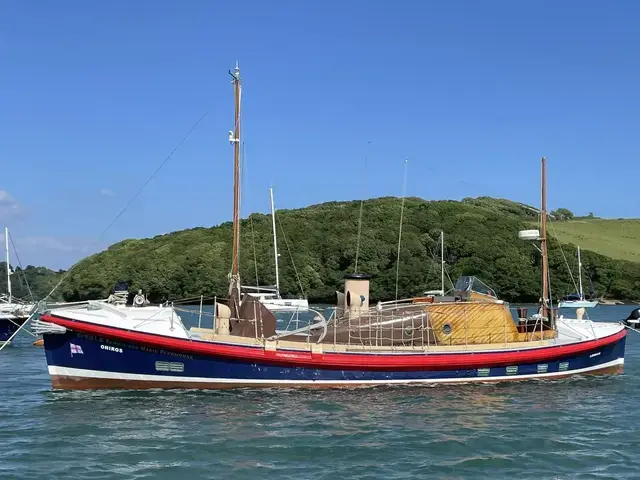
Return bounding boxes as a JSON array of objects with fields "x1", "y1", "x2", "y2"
[{"x1": 176, "y1": 298, "x2": 554, "y2": 351}]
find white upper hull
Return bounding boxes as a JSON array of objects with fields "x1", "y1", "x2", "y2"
[
  {"x1": 559, "y1": 300, "x2": 599, "y2": 308},
  {"x1": 0, "y1": 302, "x2": 34, "y2": 320}
]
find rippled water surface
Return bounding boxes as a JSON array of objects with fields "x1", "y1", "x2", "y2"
[{"x1": 2, "y1": 305, "x2": 640, "y2": 479}]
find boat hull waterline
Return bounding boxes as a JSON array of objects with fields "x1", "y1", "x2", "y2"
[{"x1": 41, "y1": 314, "x2": 626, "y2": 390}]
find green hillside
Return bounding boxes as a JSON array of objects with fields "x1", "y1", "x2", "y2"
[
  {"x1": 57, "y1": 196, "x2": 640, "y2": 304},
  {"x1": 547, "y1": 218, "x2": 640, "y2": 264},
  {"x1": 0, "y1": 264, "x2": 64, "y2": 302}
]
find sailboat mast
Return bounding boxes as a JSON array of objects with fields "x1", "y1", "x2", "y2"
[
  {"x1": 270, "y1": 187, "x2": 280, "y2": 297},
  {"x1": 440, "y1": 231, "x2": 445, "y2": 295},
  {"x1": 229, "y1": 62, "x2": 242, "y2": 294},
  {"x1": 541, "y1": 157, "x2": 550, "y2": 320},
  {"x1": 577, "y1": 246, "x2": 584, "y2": 300},
  {"x1": 4, "y1": 226, "x2": 11, "y2": 303}
]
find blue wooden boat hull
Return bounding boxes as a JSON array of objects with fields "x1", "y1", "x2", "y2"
[{"x1": 42, "y1": 323, "x2": 626, "y2": 390}]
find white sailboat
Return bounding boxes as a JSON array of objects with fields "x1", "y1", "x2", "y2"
[
  {"x1": 244, "y1": 188, "x2": 309, "y2": 312},
  {"x1": 1, "y1": 227, "x2": 34, "y2": 344},
  {"x1": 559, "y1": 246, "x2": 598, "y2": 308}
]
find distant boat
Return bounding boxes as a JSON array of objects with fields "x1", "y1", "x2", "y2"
[
  {"x1": 1, "y1": 226, "x2": 34, "y2": 345},
  {"x1": 559, "y1": 246, "x2": 598, "y2": 308},
  {"x1": 243, "y1": 187, "x2": 309, "y2": 312}
]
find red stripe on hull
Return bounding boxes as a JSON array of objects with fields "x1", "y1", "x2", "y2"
[
  {"x1": 50, "y1": 364, "x2": 625, "y2": 390},
  {"x1": 41, "y1": 313, "x2": 627, "y2": 371}
]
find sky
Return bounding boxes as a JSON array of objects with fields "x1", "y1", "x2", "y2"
[{"x1": 1, "y1": 0, "x2": 639, "y2": 270}]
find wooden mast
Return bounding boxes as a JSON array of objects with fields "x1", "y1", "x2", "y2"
[
  {"x1": 229, "y1": 62, "x2": 242, "y2": 297},
  {"x1": 540, "y1": 156, "x2": 550, "y2": 322}
]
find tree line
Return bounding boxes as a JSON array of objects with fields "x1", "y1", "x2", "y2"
[{"x1": 25, "y1": 196, "x2": 635, "y2": 304}]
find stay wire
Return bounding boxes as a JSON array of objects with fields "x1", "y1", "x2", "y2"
[
  {"x1": 43, "y1": 106, "x2": 214, "y2": 302},
  {"x1": 8, "y1": 230, "x2": 35, "y2": 302}
]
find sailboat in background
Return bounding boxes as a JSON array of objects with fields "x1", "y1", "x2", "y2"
[
  {"x1": 1, "y1": 227, "x2": 34, "y2": 345},
  {"x1": 244, "y1": 187, "x2": 309, "y2": 312},
  {"x1": 559, "y1": 246, "x2": 598, "y2": 308}
]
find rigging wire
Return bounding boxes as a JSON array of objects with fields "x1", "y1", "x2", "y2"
[
  {"x1": 249, "y1": 216, "x2": 260, "y2": 288},
  {"x1": 243, "y1": 142, "x2": 260, "y2": 289},
  {"x1": 42, "y1": 106, "x2": 214, "y2": 303},
  {"x1": 7, "y1": 230, "x2": 35, "y2": 302},
  {"x1": 424, "y1": 232, "x2": 455, "y2": 295},
  {"x1": 275, "y1": 214, "x2": 306, "y2": 299},
  {"x1": 395, "y1": 159, "x2": 409, "y2": 301},
  {"x1": 549, "y1": 220, "x2": 579, "y2": 295},
  {"x1": 441, "y1": 234, "x2": 456, "y2": 294},
  {"x1": 354, "y1": 140, "x2": 370, "y2": 273}
]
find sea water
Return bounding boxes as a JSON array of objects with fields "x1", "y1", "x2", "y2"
[{"x1": 1, "y1": 305, "x2": 639, "y2": 479}]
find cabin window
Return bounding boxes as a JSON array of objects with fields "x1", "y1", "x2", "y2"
[
  {"x1": 346, "y1": 291, "x2": 351, "y2": 307},
  {"x1": 442, "y1": 323, "x2": 452, "y2": 335}
]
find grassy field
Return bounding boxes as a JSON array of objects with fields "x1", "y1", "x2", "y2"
[{"x1": 546, "y1": 218, "x2": 640, "y2": 263}]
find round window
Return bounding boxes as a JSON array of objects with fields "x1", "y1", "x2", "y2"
[{"x1": 442, "y1": 323, "x2": 452, "y2": 335}]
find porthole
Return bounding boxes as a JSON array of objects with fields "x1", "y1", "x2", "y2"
[{"x1": 442, "y1": 323, "x2": 452, "y2": 335}]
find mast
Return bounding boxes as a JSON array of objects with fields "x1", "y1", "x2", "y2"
[
  {"x1": 270, "y1": 187, "x2": 280, "y2": 298},
  {"x1": 540, "y1": 157, "x2": 550, "y2": 321},
  {"x1": 4, "y1": 226, "x2": 11, "y2": 303},
  {"x1": 440, "y1": 231, "x2": 445, "y2": 295},
  {"x1": 229, "y1": 62, "x2": 242, "y2": 297},
  {"x1": 577, "y1": 246, "x2": 584, "y2": 300}
]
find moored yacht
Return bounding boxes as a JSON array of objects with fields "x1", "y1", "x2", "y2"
[
  {"x1": 1, "y1": 227, "x2": 35, "y2": 345},
  {"x1": 558, "y1": 246, "x2": 599, "y2": 308}
]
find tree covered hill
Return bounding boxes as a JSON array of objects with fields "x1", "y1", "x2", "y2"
[
  {"x1": 52, "y1": 196, "x2": 640, "y2": 304},
  {"x1": 0, "y1": 264, "x2": 65, "y2": 302}
]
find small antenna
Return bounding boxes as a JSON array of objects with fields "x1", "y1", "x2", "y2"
[
  {"x1": 354, "y1": 140, "x2": 371, "y2": 273},
  {"x1": 395, "y1": 159, "x2": 409, "y2": 301}
]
